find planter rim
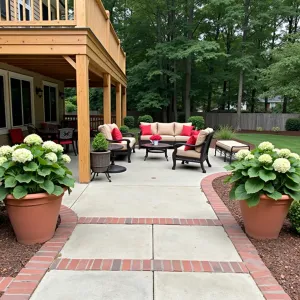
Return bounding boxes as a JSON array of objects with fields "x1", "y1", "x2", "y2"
[
  {"x1": 6, "y1": 190, "x2": 66, "y2": 200},
  {"x1": 90, "y1": 150, "x2": 111, "y2": 154},
  {"x1": 260, "y1": 194, "x2": 292, "y2": 201}
]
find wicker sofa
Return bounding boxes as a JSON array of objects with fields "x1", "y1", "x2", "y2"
[
  {"x1": 138, "y1": 122, "x2": 194, "y2": 148},
  {"x1": 98, "y1": 124, "x2": 136, "y2": 163}
]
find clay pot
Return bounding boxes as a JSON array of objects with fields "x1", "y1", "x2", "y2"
[
  {"x1": 239, "y1": 195, "x2": 293, "y2": 239},
  {"x1": 4, "y1": 192, "x2": 64, "y2": 245}
]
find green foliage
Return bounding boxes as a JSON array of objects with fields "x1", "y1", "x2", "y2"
[
  {"x1": 214, "y1": 125, "x2": 236, "y2": 140},
  {"x1": 124, "y1": 116, "x2": 135, "y2": 129},
  {"x1": 138, "y1": 115, "x2": 153, "y2": 124},
  {"x1": 92, "y1": 133, "x2": 109, "y2": 152},
  {"x1": 289, "y1": 201, "x2": 300, "y2": 234},
  {"x1": 285, "y1": 118, "x2": 300, "y2": 131},
  {"x1": 225, "y1": 142, "x2": 300, "y2": 207},
  {"x1": 65, "y1": 101, "x2": 77, "y2": 113},
  {"x1": 188, "y1": 116, "x2": 205, "y2": 130},
  {"x1": 0, "y1": 137, "x2": 75, "y2": 201},
  {"x1": 120, "y1": 125, "x2": 129, "y2": 134}
]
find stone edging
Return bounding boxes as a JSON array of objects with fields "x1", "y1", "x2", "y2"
[
  {"x1": 0, "y1": 205, "x2": 77, "y2": 300},
  {"x1": 201, "y1": 172, "x2": 292, "y2": 300}
]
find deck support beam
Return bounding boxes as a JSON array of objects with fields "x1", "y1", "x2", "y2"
[
  {"x1": 122, "y1": 87, "x2": 127, "y2": 124},
  {"x1": 76, "y1": 54, "x2": 91, "y2": 183},
  {"x1": 103, "y1": 74, "x2": 111, "y2": 124},
  {"x1": 116, "y1": 83, "x2": 122, "y2": 127}
]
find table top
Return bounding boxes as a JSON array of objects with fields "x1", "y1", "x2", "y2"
[
  {"x1": 144, "y1": 143, "x2": 170, "y2": 149},
  {"x1": 108, "y1": 144, "x2": 124, "y2": 151}
]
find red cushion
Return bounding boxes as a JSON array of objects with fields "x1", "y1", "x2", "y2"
[
  {"x1": 184, "y1": 135, "x2": 197, "y2": 151},
  {"x1": 191, "y1": 130, "x2": 200, "y2": 136},
  {"x1": 9, "y1": 129, "x2": 24, "y2": 144},
  {"x1": 59, "y1": 140, "x2": 72, "y2": 145},
  {"x1": 181, "y1": 125, "x2": 193, "y2": 136},
  {"x1": 112, "y1": 128, "x2": 123, "y2": 142},
  {"x1": 140, "y1": 124, "x2": 152, "y2": 135}
]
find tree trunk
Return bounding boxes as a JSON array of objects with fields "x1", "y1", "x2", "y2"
[
  {"x1": 237, "y1": 70, "x2": 243, "y2": 131},
  {"x1": 264, "y1": 97, "x2": 268, "y2": 112},
  {"x1": 250, "y1": 88, "x2": 256, "y2": 113},
  {"x1": 207, "y1": 83, "x2": 212, "y2": 112},
  {"x1": 282, "y1": 96, "x2": 288, "y2": 113},
  {"x1": 173, "y1": 62, "x2": 178, "y2": 121}
]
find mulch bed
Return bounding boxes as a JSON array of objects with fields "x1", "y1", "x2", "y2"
[
  {"x1": 0, "y1": 205, "x2": 42, "y2": 278},
  {"x1": 212, "y1": 176, "x2": 300, "y2": 300}
]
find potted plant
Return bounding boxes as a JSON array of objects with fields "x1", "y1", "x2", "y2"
[
  {"x1": 225, "y1": 142, "x2": 300, "y2": 239},
  {"x1": 90, "y1": 133, "x2": 111, "y2": 174},
  {"x1": 150, "y1": 134, "x2": 162, "y2": 146},
  {"x1": 0, "y1": 135, "x2": 75, "y2": 245}
]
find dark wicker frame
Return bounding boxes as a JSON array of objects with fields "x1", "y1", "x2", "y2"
[
  {"x1": 215, "y1": 142, "x2": 250, "y2": 163},
  {"x1": 106, "y1": 133, "x2": 136, "y2": 163},
  {"x1": 138, "y1": 131, "x2": 181, "y2": 148},
  {"x1": 172, "y1": 132, "x2": 214, "y2": 173}
]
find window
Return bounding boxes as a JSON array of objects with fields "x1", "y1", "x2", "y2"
[
  {"x1": 43, "y1": 83, "x2": 58, "y2": 122},
  {"x1": 10, "y1": 75, "x2": 33, "y2": 127},
  {"x1": 1, "y1": 0, "x2": 7, "y2": 19},
  {"x1": 18, "y1": 0, "x2": 31, "y2": 21},
  {"x1": 0, "y1": 75, "x2": 6, "y2": 129}
]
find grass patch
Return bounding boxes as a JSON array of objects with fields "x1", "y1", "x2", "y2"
[{"x1": 235, "y1": 133, "x2": 300, "y2": 154}]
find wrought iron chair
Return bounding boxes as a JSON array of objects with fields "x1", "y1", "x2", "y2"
[
  {"x1": 57, "y1": 128, "x2": 77, "y2": 156},
  {"x1": 27, "y1": 124, "x2": 38, "y2": 134}
]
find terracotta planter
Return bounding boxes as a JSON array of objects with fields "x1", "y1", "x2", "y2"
[
  {"x1": 239, "y1": 195, "x2": 293, "y2": 239},
  {"x1": 4, "y1": 192, "x2": 64, "y2": 245}
]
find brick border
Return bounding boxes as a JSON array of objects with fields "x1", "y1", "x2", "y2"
[
  {"x1": 50, "y1": 258, "x2": 248, "y2": 273},
  {"x1": 78, "y1": 217, "x2": 222, "y2": 226},
  {"x1": 0, "y1": 205, "x2": 77, "y2": 300},
  {"x1": 201, "y1": 172, "x2": 292, "y2": 300},
  {"x1": 0, "y1": 278, "x2": 13, "y2": 294}
]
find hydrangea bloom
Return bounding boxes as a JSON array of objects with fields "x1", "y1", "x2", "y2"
[
  {"x1": 24, "y1": 134, "x2": 43, "y2": 145},
  {"x1": 273, "y1": 148, "x2": 280, "y2": 154},
  {"x1": 62, "y1": 154, "x2": 71, "y2": 164},
  {"x1": 273, "y1": 158, "x2": 291, "y2": 173},
  {"x1": 12, "y1": 145, "x2": 20, "y2": 150},
  {"x1": 289, "y1": 153, "x2": 300, "y2": 160},
  {"x1": 0, "y1": 146, "x2": 13, "y2": 157},
  {"x1": 12, "y1": 149, "x2": 33, "y2": 163},
  {"x1": 45, "y1": 152, "x2": 58, "y2": 163},
  {"x1": 258, "y1": 142, "x2": 274, "y2": 152},
  {"x1": 236, "y1": 149, "x2": 250, "y2": 160},
  {"x1": 0, "y1": 156, "x2": 8, "y2": 166},
  {"x1": 258, "y1": 154, "x2": 273, "y2": 164},
  {"x1": 244, "y1": 154, "x2": 255, "y2": 161},
  {"x1": 42, "y1": 141, "x2": 64, "y2": 153},
  {"x1": 278, "y1": 149, "x2": 291, "y2": 158}
]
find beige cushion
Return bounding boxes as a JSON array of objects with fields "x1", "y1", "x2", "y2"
[
  {"x1": 157, "y1": 123, "x2": 175, "y2": 135},
  {"x1": 175, "y1": 135, "x2": 190, "y2": 142},
  {"x1": 107, "y1": 123, "x2": 118, "y2": 131},
  {"x1": 141, "y1": 135, "x2": 152, "y2": 141},
  {"x1": 98, "y1": 124, "x2": 112, "y2": 140},
  {"x1": 160, "y1": 135, "x2": 175, "y2": 142},
  {"x1": 176, "y1": 145, "x2": 201, "y2": 159},
  {"x1": 216, "y1": 140, "x2": 248, "y2": 153},
  {"x1": 174, "y1": 122, "x2": 192, "y2": 136},
  {"x1": 112, "y1": 137, "x2": 136, "y2": 150},
  {"x1": 195, "y1": 131, "x2": 208, "y2": 153},
  {"x1": 140, "y1": 122, "x2": 158, "y2": 135}
]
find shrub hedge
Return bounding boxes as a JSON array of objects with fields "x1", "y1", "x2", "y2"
[
  {"x1": 188, "y1": 116, "x2": 205, "y2": 130},
  {"x1": 138, "y1": 115, "x2": 153, "y2": 124},
  {"x1": 289, "y1": 201, "x2": 300, "y2": 234},
  {"x1": 124, "y1": 116, "x2": 135, "y2": 128},
  {"x1": 285, "y1": 118, "x2": 300, "y2": 131}
]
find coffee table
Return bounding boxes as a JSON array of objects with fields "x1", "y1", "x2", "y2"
[{"x1": 144, "y1": 143, "x2": 170, "y2": 161}]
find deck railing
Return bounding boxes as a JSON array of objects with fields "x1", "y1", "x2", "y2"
[{"x1": 0, "y1": 0, "x2": 126, "y2": 73}]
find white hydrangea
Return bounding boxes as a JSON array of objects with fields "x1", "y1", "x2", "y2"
[
  {"x1": 45, "y1": 152, "x2": 58, "y2": 163},
  {"x1": 273, "y1": 158, "x2": 291, "y2": 173},
  {"x1": 24, "y1": 134, "x2": 43, "y2": 145},
  {"x1": 258, "y1": 142, "x2": 274, "y2": 152},
  {"x1": 12, "y1": 149, "x2": 33, "y2": 163},
  {"x1": 61, "y1": 154, "x2": 71, "y2": 164},
  {"x1": 258, "y1": 154, "x2": 273, "y2": 164},
  {"x1": 12, "y1": 145, "x2": 20, "y2": 150},
  {"x1": 236, "y1": 149, "x2": 250, "y2": 160},
  {"x1": 289, "y1": 153, "x2": 300, "y2": 160},
  {"x1": 278, "y1": 149, "x2": 291, "y2": 158},
  {"x1": 273, "y1": 148, "x2": 280, "y2": 154},
  {"x1": 0, "y1": 146, "x2": 13, "y2": 157},
  {"x1": 42, "y1": 141, "x2": 64, "y2": 153},
  {"x1": 244, "y1": 154, "x2": 255, "y2": 161},
  {"x1": 0, "y1": 156, "x2": 8, "y2": 166}
]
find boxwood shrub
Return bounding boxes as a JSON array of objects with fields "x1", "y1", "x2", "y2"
[
  {"x1": 188, "y1": 116, "x2": 205, "y2": 130},
  {"x1": 285, "y1": 118, "x2": 300, "y2": 131},
  {"x1": 138, "y1": 115, "x2": 153, "y2": 124},
  {"x1": 120, "y1": 125, "x2": 129, "y2": 134},
  {"x1": 124, "y1": 116, "x2": 135, "y2": 129},
  {"x1": 289, "y1": 201, "x2": 300, "y2": 234}
]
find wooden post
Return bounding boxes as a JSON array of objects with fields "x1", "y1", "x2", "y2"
[
  {"x1": 103, "y1": 74, "x2": 111, "y2": 124},
  {"x1": 76, "y1": 54, "x2": 90, "y2": 183},
  {"x1": 116, "y1": 83, "x2": 122, "y2": 127},
  {"x1": 122, "y1": 87, "x2": 127, "y2": 124},
  {"x1": 76, "y1": 0, "x2": 87, "y2": 26}
]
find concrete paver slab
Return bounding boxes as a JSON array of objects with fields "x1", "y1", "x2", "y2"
[
  {"x1": 60, "y1": 224, "x2": 152, "y2": 259},
  {"x1": 155, "y1": 272, "x2": 264, "y2": 300},
  {"x1": 72, "y1": 185, "x2": 217, "y2": 219},
  {"x1": 30, "y1": 271, "x2": 153, "y2": 300},
  {"x1": 154, "y1": 225, "x2": 241, "y2": 261}
]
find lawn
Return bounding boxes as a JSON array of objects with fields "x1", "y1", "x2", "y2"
[{"x1": 235, "y1": 133, "x2": 300, "y2": 154}]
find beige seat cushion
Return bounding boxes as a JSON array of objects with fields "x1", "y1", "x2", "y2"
[
  {"x1": 160, "y1": 135, "x2": 175, "y2": 142},
  {"x1": 157, "y1": 123, "x2": 175, "y2": 135},
  {"x1": 195, "y1": 131, "x2": 208, "y2": 153},
  {"x1": 107, "y1": 123, "x2": 118, "y2": 131},
  {"x1": 177, "y1": 145, "x2": 201, "y2": 159},
  {"x1": 141, "y1": 135, "x2": 152, "y2": 141},
  {"x1": 175, "y1": 135, "x2": 190, "y2": 142},
  {"x1": 112, "y1": 137, "x2": 136, "y2": 150},
  {"x1": 216, "y1": 140, "x2": 248, "y2": 153},
  {"x1": 140, "y1": 122, "x2": 158, "y2": 135},
  {"x1": 174, "y1": 122, "x2": 192, "y2": 136},
  {"x1": 98, "y1": 124, "x2": 112, "y2": 140}
]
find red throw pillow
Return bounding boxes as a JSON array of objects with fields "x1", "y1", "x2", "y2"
[
  {"x1": 181, "y1": 125, "x2": 193, "y2": 136},
  {"x1": 191, "y1": 130, "x2": 200, "y2": 136},
  {"x1": 112, "y1": 128, "x2": 123, "y2": 142},
  {"x1": 140, "y1": 124, "x2": 152, "y2": 135},
  {"x1": 184, "y1": 135, "x2": 196, "y2": 151}
]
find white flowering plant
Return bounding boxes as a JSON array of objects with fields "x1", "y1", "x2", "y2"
[
  {"x1": 0, "y1": 135, "x2": 75, "y2": 200},
  {"x1": 225, "y1": 142, "x2": 300, "y2": 207}
]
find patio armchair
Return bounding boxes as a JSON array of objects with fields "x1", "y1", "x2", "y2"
[
  {"x1": 56, "y1": 128, "x2": 77, "y2": 156},
  {"x1": 27, "y1": 124, "x2": 38, "y2": 134},
  {"x1": 172, "y1": 132, "x2": 214, "y2": 173}
]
